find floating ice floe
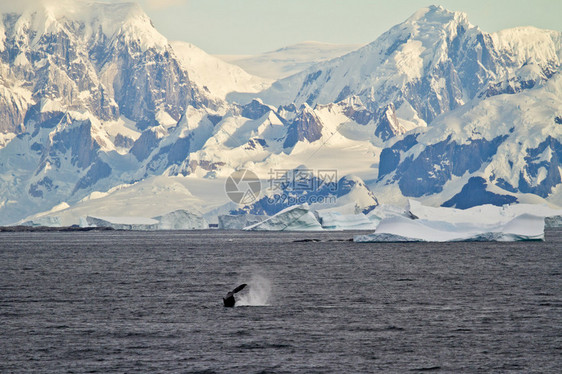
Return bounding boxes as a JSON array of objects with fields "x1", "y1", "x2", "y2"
[
  {"x1": 354, "y1": 213, "x2": 545, "y2": 242},
  {"x1": 244, "y1": 204, "x2": 323, "y2": 231},
  {"x1": 218, "y1": 214, "x2": 268, "y2": 230}
]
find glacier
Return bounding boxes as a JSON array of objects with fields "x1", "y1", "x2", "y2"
[{"x1": 354, "y1": 200, "x2": 562, "y2": 242}]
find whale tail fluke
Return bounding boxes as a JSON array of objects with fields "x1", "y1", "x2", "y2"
[
  {"x1": 232, "y1": 283, "x2": 247, "y2": 294},
  {"x1": 223, "y1": 283, "x2": 248, "y2": 307}
]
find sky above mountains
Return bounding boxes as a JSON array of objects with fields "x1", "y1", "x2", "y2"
[
  {"x1": 131, "y1": 0, "x2": 559, "y2": 54},
  {"x1": 1, "y1": 0, "x2": 558, "y2": 54}
]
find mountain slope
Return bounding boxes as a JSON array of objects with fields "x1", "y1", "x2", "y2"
[{"x1": 170, "y1": 41, "x2": 271, "y2": 100}]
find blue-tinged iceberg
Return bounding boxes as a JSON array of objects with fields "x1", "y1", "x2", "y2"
[
  {"x1": 317, "y1": 211, "x2": 376, "y2": 230},
  {"x1": 354, "y1": 213, "x2": 545, "y2": 242},
  {"x1": 218, "y1": 214, "x2": 268, "y2": 230}
]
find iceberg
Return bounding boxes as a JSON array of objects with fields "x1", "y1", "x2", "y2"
[
  {"x1": 153, "y1": 210, "x2": 208, "y2": 230},
  {"x1": 85, "y1": 210, "x2": 208, "y2": 230},
  {"x1": 317, "y1": 211, "x2": 377, "y2": 230},
  {"x1": 218, "y1": 214, "x2": 268, "y2": 230},
  {"x1": 545, "y1": 215, "x2": 562, "y2": 228},
  {"x1": 354, "y1": 213, "x2": 545, "y2": 242},
  {"x1": 408, "y1": 199, "x2": 562, "y2": 226},
  {"x1": 244, "y1": 204, "x2": 323, "y2": 231},
  {"x1": 20, "y1": 216, "x2": 62, "y2": 227},
  {"x1": 85, "y1": 216, "x2": 159, "y2": 230}
]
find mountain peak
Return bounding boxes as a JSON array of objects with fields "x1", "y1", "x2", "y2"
[
  {"x1": 2, "y1": 0, "x2": 167, "y2": 51},
  {"x1": 405, "y1": 5, "x2": 470, "y2": 27}
]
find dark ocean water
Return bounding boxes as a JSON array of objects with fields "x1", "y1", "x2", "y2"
[{"x1": 1, "y1": 230, "x2": 561, "y2": 373}]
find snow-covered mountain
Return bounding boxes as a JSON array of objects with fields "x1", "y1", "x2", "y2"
[
  {"x1": 0, "y1": 0, "x2": 221, "y2": 224},
  {"x1": 219, "y1": 41, "x2": 364, "y2": 80},
  {"x1": 373, "y1": 71, "x2": 562, "y2": 207},
  {"x1": 251, "y1": 6, "x2": 561, "y2": 133},
  {"x1": 0, "y1": 2, "x2": 561, "y2": 226}
]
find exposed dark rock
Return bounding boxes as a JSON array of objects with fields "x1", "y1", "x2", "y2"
[
  {"x1": 375, "y1": 103, "x2": 405, "y2": 141},
  {"x1": 114, "y1": 133, "x2": 134, "y2": 148},
  {"x1": 245, "y1": 138, "x2": 267, "y2": 150},
  {"x1": 241, "y1": 99, "x2": 271, "y2": 120},
  {"x1": 130, "y1": 129, "x2": 161, "y2": 162},
  {"x1": 166, "y1": 136, "x2": 191, "y2": 165},
  {"x1": 385, "y1": 135, "x2": 508, "y2": 197},
  {"x1": 517, "y1": 136, "x2": 562, "y2": 197},
  {"x1": 231, "y1": 169, "x2": 377, "y2": 216},
  {"x1": 283, "y1": 105, "x2": 323, "y2": 148},
  {"x1": 378, "y1": 134, "x2": 419, "y2": 179},
  {"x1": 442, "y1": 177, "x2": 517, "y2": 209},
  {"x1": 207, "y1": 114, "x2": 223, "y2": 126},
  {"x1": 73, "y1": 160, "x2": 112, "y2": 193},
  {"x1": 50, "y1": 118, "x2": 100, "y2": 169}
]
